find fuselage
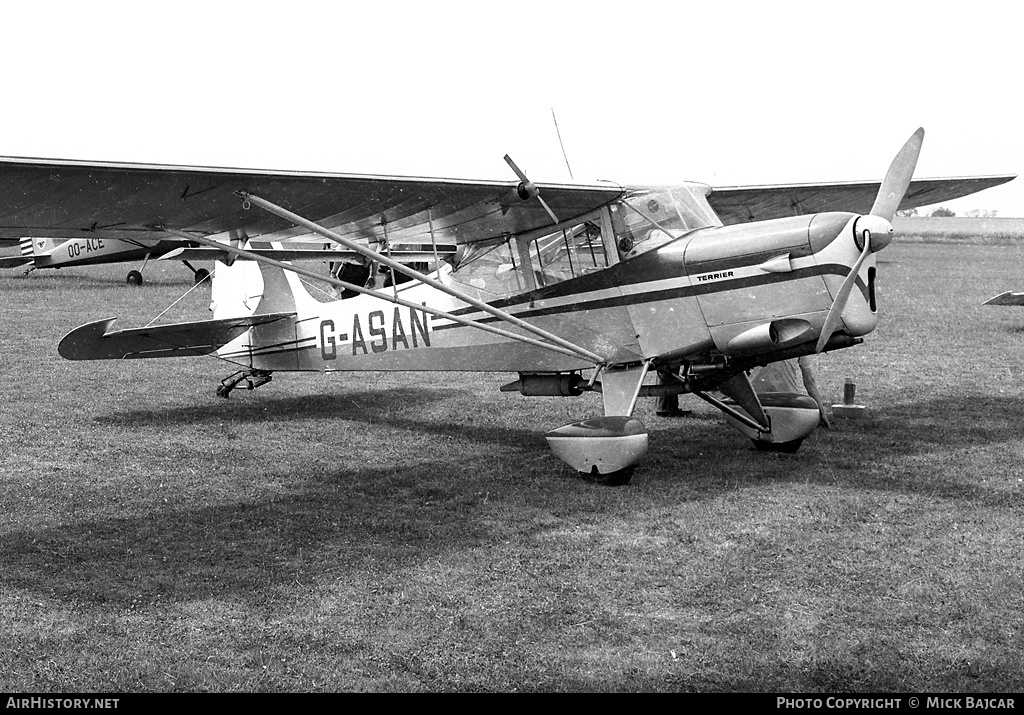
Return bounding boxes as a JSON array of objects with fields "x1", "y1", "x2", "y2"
[
  {"x1": 23, "y1": 237, "x2": 189, "y2": 269},
  {"x1": 216, "y1": 199, "x2": 876, "y2": 374}
]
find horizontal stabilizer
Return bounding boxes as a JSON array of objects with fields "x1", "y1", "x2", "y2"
[
  {"x1": 0, "y1": 255, "x2": 32, "y2": 268},
  {"x1": 159, "y1": 245, "x2": 456, "y2": 264},
  {"x1": 984, "y1": 291, "x2": 1024, "y2": 306},
  {"x1": 58, "y1": 312, "x2": 295, "y2": 360}
]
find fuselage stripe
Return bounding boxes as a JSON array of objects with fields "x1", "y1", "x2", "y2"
[{"x1": 432, "y1": 262, "x2": 861, "y2": 330}]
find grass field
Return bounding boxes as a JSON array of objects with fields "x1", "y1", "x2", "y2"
[
  {"x1": 1, "y1": 242, "x2": 1023, "y2": 692},
  {"x1": 894, "y1": 216, "x2": 1024, "y2": 244}
]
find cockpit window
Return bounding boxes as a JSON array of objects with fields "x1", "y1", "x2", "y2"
[{"x1": 612, "y1": 185, "x2": 721, "y2": 259}]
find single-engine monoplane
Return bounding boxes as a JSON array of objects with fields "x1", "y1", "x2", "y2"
[
  {"x1": 0, "y1": 234, "x2": 213, "y2": 285},
  {"x1": 0, "y1": 131, "x2": 1013, "y2": 483},
  {"x1": 0, "y1": 231, "x2": 446, "y2": 286}
]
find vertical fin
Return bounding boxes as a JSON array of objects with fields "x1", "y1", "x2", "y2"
[
  {"x1": 252, "y1": 261, "x2": 299, "y2": 316},
  {"x1": 211, "y1": 259, "x2": 263, "y2": 320},
  {"x1": 27, "y1": 237, "x2": 60, "y2": 256}
]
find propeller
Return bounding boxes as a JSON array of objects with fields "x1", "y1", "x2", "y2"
[
  {"x1": 815, "y1": 217, "x2": 871, "y2": 353},
  {"x1": 504, "y1": 154, "x2": 560, "y2": 225},
  {"x1": 815, "y1": 128, "x2": 924, "y2": 353},
  {"x1": 870, "y1": 127, "x2": 925, "y2": 222}
]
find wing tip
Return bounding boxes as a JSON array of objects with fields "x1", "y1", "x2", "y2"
[
  {"x1": 983, "y1": 291, "x2": 1024, "y2": 306},
  {"x1": 58, "y1": 317, "x2": 119, "y2": 360}
]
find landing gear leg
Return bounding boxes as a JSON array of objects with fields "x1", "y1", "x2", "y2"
[
  {"x1": 545, "y1": 363, "x2": 651, "y2": 486},
  {"x1": 182, "y1": 260, "x2": 210, "y2": 285},
  {"x1": 127, "y1": 253, "x2": 151, "y2": 286},
  {"x1": 217, "y1": 369, "x2": 273, "y2": 398}
]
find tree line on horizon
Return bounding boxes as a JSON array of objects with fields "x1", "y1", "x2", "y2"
[{"x1": 896, "y1": 207, "x2": 1000, "y2": 218}]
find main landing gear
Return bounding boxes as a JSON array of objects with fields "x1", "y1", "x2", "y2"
[
  {"x1": 125, "y1": 256, "x2": 210, "y2": 286},
  {"x1": 184, "y1": 260, "x2": 211, "y2": 285},
  {"x1": 217, "y1": 369, "x2": 273, "y2": 398}
]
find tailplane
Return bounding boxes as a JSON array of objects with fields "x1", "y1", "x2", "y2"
[
  {"x1": 0, "y1": 238, "x2": 32, "y2": 269},
  {"x1": 0, "y1": 237, "x2": 41, "y2": 269}
]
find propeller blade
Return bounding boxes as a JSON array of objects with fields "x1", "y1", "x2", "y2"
[
  {"x1": 504, "y1": 154, "x2": 529, "y2": 185},
  {"x1": 869, "y1": 127, "x2": 925, "y2": 221},
  {"x1": 815, "y1": 129, "x2": 922, "y2": 352},
  {"x1": 816, "y1": 220, "x2": 872, "y2": 353},
  {"x1": 503, "y1": 154, "x2": 560, "y2": 224},
  {"x1": 536, "y1": 195, "x2": 560, "y2": 225}
]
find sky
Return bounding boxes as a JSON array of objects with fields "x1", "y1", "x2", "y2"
[{"x1": 2, "y1": 1, "x2": 1021, "y2": 216}]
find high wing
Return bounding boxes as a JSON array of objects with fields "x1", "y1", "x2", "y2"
[
  {"x1": 58, "y1": 313, "x2": 295, "y2": 360},
  {"x1": 708, "y1": 175, "x2": 1015, "y2": 224},
  {"x1": 0, "y1": 156, "x2": 1012, "y2": 245},
  {"x1": 0, "y1": 156, "x2": 623, "y2": 247}
]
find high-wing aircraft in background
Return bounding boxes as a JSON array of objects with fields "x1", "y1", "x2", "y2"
[
  {"x1": 0, "y1": 231, "x2": 451, "y2": 286},
  {"x1": 0, "y1": 234, "x2": 213, "y2": 285},
  {"x1": 0, "y1": 131, "x2": 1013, "y2": 484}
]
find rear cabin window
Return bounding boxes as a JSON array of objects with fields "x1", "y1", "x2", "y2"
[{"x1": 449, "y1": 216, "x2": 611, "y2": 299}]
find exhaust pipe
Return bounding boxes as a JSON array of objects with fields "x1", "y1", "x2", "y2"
[{"x1": 725, "y1": 318, "x2": 814, "y2": 355}]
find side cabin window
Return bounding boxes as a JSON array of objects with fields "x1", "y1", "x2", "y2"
[
  {"x1": 531, "y1": 220, "x2": 606, "y2": 287},
  {"x1": 448, "y1": 237, "x2": 529, "y2": 299},
  {"x1": 448, "y1": 211, "x2": 613, "y2": 299}
]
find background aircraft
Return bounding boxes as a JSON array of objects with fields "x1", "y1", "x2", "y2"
[
  {"x1": 0, "y1": 233, "x2": 456, "y2": 286},
  {"x1": 0, "y1": 235, "x2": 211, "y2": 284},
  {"x1": 0, "y1": 133, "x2": 1013, "y2": 484}
]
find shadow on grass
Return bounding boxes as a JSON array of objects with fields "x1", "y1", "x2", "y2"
[
  {"x1": 7, "y1": 389, "x2": 582, "y2": 610},
  {"x1": 93, "y1": 386, "x2": 560, "y2": 455},
  {"x1": 100, "y1": 385, "x2": 1024, "y2": 505},
  {"x1": 93, "y1": 387, "x2": 450, "y2": 427},
  {"x1": 645, "y1": 391, "x2": 1024, "y2": 508},
  {"x1": 9, "y1": 389, "x2": 1019, "y2": 612},
  {"x1": 1, "y1": 457, "x2": 514, "y2": 610}
]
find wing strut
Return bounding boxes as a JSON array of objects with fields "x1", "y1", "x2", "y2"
[
  {"x1": 233, "y1": 191, "x2": 608, "y2": 366},
  {"x1": 693, "y1": 390, "x2": 771, "y2": 433},
  {"x1": 157, "y1": 227, "x2": 601, "y2": 365}
]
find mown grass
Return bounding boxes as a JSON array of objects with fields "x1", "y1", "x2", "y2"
[
  {"x1": 894, "y1": 216, "x2": 1024, "y2": 245},
  {"x1": 1, "y1": 245, "x2": 1022, "y2": 692}
]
